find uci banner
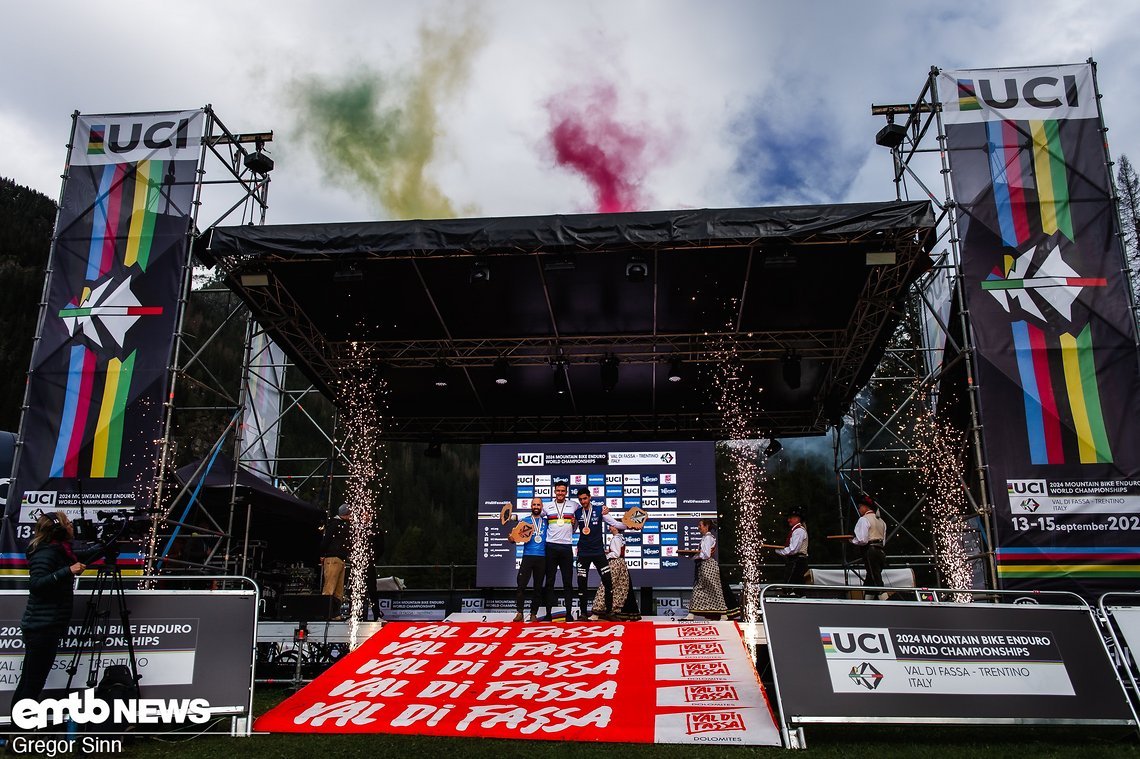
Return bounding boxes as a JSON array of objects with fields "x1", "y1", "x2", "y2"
[
  {"x1": 255, "y1": 620, "x2": 782, "y2": 746},
  {"x1": 939, "y1": 65, "x2": 1140, "y2": 595},
  {"x1": 9, "y1": 110, "x2": 204, "y2": 552}
]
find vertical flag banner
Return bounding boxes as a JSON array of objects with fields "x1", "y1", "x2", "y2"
[
  {"x1": 9, "y1": 110, "x2": 204, "y2": 555},
  {"x1": 940, "y1": 65, "x2": 1140, "y2": 595}
]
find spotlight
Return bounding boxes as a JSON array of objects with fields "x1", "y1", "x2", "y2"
[
  {"x1": 244, "y1": 149, "x2": 274, "y2": 175},
  {"x1": 239, "y1": 272, "x2": 269, "y2": 288},
  {"x1": 433, "y1": 362, "x2": 449, "y2": 389},
  {"x1": 875, "y1": 122, "x2": 907, "y2": 149},
  {"x1": 553, "y1": 361, "x2": 569, "y2": 395},
  {"x1": 667, "y1": 356, "x2": 683, "y2": 383},
  {"x1": 493, "y1": 357, "x2": 509, "y2": 385},
  {"x1": 600, "y1": 355, "x2": 619, "y2": 393},
  {"x1": 782, "y1": 351, "x2": 802, "y2": 390},
  {"x1": 469, "y1": 260, "x2": 491, "y2": 284},
  {"x1": 333, "y1": 264, "x2": 363, "y2": 284},
  {"x1": 764, "y1": 438, "x2": 783, "y2": 457},
  {"x1": 424, "y1": 440, "x2": 442, "y2": 458},
  {"x1": 625, "y1": 256, "x2": 648, "y2": 283}
]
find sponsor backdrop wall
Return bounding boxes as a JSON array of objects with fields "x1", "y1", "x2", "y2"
[
  {"x1": 940, "y1": 64, "x2": 1140, "y2": 595},
  {"x1": 477, "y1": 442, "x2": 717, "y2": 588},
  {"x1": 6, "y1": 110, "x2": 204, "y2": 568}
]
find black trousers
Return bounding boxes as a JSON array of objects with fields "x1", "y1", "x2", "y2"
[
  {"x1": 11, "y1": 626, "x2": 64, "y2": 709},
  {"x1": 784, "y1": 555, "x2": 810, "y2": 585},
  {"x1": 863, "y1": 544, "x2": 886, "y2": 587},
  {"x1": 516, "y1": 555, "x2": 545, "y2": 615},
  {"x1": 544, "y1": 543, "x2": 576, "y2": 616},
  {"x1": 576, "y1": 554, "x2": 612, "y2": 614}
]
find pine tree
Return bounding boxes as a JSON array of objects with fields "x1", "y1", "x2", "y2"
[{"x1": 1116, "y1": 154, "x2": 1140, "y2": 302}]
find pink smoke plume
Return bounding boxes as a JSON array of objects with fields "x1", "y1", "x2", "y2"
[{"x1": 546, "y1": 83, "x2": 657, "y2": 213}]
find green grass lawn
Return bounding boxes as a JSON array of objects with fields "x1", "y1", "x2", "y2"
[{"x1": 62, "y1": 685, "x2": 1132, "y2": 758}]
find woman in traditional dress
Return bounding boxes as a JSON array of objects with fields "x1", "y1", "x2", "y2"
[
  {"x1": 592, "y1": 524, "x2": 639, "y2": 620},
  {"x1": 687, "y1": 519, "x2": 728, "y2": 619}
]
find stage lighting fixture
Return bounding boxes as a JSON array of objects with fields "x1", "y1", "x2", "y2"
[
  {"x1": 333, "y1": 264, "x2": 363, "y2": 284},
  {"x1": 493, "y1": 357, "x2": 509, "y2": 385},
  {"x1": 424, "y1": 440, "x2": 442, "y2": 458},
  {"x1": 244, "y1": 149, "x2": 274, "y2": 175},
  {"x1": 553, "y1": 361, "x2": 569, "y2": 395},
  {"x1": 600, "y1": 355, "x2": 620, "y2": 393},
  {"x1": 543, "y1": 255, "x2": 576, "y2": 272},
  {"x1": 625, "y1": 256, "x2": 648, "y2": 283},
  {"x1": 433, "y1": 363, "x2": 449, "y2": 389},
  {"x1": 239, "y1": 272, "x2": 269, "y2": 287},
  {"x1": 469, "y1": 260, "x2": 491, "y2": 284},
  {"x1": 782, "y1": 351, "x2": 802, "y2": 390},
  {"x1": 667, "y1": 356, "x2": 683, "y2": 383},
  {"x1": 764, "y1": 438, "x2": 783, "y2": 457},
  {"x1": 875, "y1": 120, "x2": 907, "y2": 149}
]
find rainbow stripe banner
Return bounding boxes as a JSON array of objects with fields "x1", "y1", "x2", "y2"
[
  {"x1": 8, "y1": 110, "x2": 204, "y2": 563},
  {"x1": 942, "y1": 64, "x2": 1140, "y2": 598}
]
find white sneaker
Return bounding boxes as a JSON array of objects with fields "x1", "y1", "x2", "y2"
[
  {"x1": 587, "y1": 614, "x2": 600, "y2": 621},
  {"x1": 681, "y1": 613, "x2": 695, "y2": 621}
]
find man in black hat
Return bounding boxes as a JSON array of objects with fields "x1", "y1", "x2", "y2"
[
  {"x1": 851, "y1": 496, "x2": 887, "y2": 589},
  {"x1": 775, "y1": 509, "x2": 810, "y2": 585}
]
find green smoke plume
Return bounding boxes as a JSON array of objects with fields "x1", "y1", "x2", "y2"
[{"x1": 291, "y1": 17, "x2": 483, "y2": 219}]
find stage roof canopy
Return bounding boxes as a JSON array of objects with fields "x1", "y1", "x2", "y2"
[{"x1": 201, "y1": 201, "x2": 935, "y2": 442}]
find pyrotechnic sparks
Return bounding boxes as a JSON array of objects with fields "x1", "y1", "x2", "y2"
[
  {"x1": 704, "y1": 305, "x2": 769, "y2": 623},
  {"x1": 908, "y1": 386, "x2": 974, "y2": 599},
  {"x1": 335, "y1": 341, "x2": 388, "y2": 647}
]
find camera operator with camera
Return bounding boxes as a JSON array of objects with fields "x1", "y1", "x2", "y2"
[{"x1": 10, "y1": 512, "x2": 105, "y2": 709}]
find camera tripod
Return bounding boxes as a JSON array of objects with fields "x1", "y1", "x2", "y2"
[{"x1": 65, "y1": 552, "x2": 141, "y2": 696}]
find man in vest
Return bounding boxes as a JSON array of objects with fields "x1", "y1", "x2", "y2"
[
  {"x1": 775, "y1": 508, "x2": 810, "y2": 585},
  {"x1": 851, "y1": 495, "x2": 887, "y2": 588}
]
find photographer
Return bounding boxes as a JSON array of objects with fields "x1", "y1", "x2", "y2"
[{"x1": 10, "y1": 512, "x2": 103, "y2": 709}]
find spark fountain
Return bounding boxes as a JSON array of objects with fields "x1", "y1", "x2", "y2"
[
  {"x1": 334, "y1": 342, "x2": 388, "y2": 647},
  {"x1": 908, "y1": 386, "x2": 974, "y2": 599}
]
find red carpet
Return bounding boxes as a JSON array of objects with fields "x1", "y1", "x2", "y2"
[{"x1": 255, "y1": 619, "x2": 781, "y2": 745}]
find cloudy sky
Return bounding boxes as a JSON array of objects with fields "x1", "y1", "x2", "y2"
[{"x1": 2, "y1": 0, "x2": 1138, "y2": 226}]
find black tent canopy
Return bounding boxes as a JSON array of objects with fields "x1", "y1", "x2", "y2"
[{"x1": 201, "y1": 201, "x2": 935, "y2": 441}]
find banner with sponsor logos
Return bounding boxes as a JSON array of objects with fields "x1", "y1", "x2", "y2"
[
  {"x1": 255, "y1": 620, "x2": 781, "y2": 746},
  {"x1": 762, "y1": 597, "x2": 1132, "y2": 726},
  {"x1": 477, "y1": 442, "x2": 717, "y2": 587},
  {"x1": 9, "y1": 110, "x2": 204, "y2": 562},
  {"x1": 0, "y1": 588, "x2": 255, "y2": 719},
  {"x1": 939, "y1": 64, "x2": 1140, "y2": 595}
]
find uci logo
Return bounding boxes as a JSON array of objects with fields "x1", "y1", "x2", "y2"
[
  {"x1": 22, "y1": 491, "x2": 57, "y2": 507},
  {"x1": 1007, "y1": 480, "x2": 1047, "y2": 496},
  {"x1": 958, "y1": 75, "x2": 1078, "y2": 111},
  {"x1": 823, "y1": 628, "x2": 894, "y2": 657},
  {"x1": 517, "y1": 453, "x2": 544, "y2": 467},
  {"x1": 88, "y1": 118, "x2": 193, "y2": 154}
]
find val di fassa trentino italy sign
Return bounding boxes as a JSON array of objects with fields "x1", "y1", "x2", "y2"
[
  {"x1": 821, "y1": 627, "x2": 1071, "y2": 695},
  {"x1": 762, "y1": 598, "x2": 1133, "y2": 725},
  {"x1": 940, "y1": 64, "x2": 1140, "y2": 596}
]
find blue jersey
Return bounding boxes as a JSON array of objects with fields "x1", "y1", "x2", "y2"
[
  {"x1": 519, "y1": 514, "x2": 547, "y2": 557},
  {"x1": 575, "y1": 504, "x2": 623, "y2": 556}
]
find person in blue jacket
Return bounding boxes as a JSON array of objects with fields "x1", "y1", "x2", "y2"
[
  {"x1": 574, "y1": 488, "x2": 626, "y2": 620},
  {"x1": 513, "y1": 498, "x2": 547, "y2": 622}
]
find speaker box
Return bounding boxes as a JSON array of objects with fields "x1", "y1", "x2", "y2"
[{"x1": 278, "y1": 594, "x2": 340, "y2": 621}]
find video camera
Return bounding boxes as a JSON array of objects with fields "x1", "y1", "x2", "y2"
[{"x1": 72, "y1": 508, "x2": 152, "y2": 546}]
